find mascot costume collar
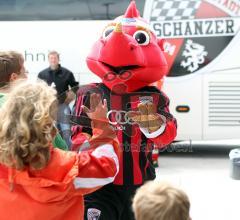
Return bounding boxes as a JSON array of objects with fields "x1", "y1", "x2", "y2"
[{"x1": 86, "y1": 0, "x2": 168, "y2": 92}]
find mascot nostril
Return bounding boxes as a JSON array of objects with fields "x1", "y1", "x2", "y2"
[
  {"x1": 73, "y1": 1, "x2": 177, "y2": 220},
  {"x1": 129, "y1": 42, "x2": 137, "y2": 51},
  {"x1": 100, "y1": 38, "x2": 106, "y2": 45}
]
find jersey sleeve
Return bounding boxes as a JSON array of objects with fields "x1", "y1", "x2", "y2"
[{"x1": 71, "y1": 91, "x2": 93, "y2": 151}]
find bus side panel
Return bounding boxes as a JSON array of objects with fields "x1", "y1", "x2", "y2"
[
  {"x1": 0, "y1": 21, "x2": 107, "y2": 85},
  {"x1": 163, "y1": 74, "x2": 203, "y2": 141},
  {"x1": 203, "y1": 71, "x2": 240, "y2": 140}
]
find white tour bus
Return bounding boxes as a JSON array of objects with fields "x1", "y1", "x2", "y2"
[{"x1": 1, "y1": 0, "x2": 240, "y2": 142}]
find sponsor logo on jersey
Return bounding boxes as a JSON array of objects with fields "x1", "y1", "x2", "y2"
[{"x1": 87, "y1": 208, "x2": 101, "y2": 220}]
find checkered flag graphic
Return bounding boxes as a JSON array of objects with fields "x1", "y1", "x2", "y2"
[{"x1": 150, "y1": 0, "x2": 201, "y2": 21}]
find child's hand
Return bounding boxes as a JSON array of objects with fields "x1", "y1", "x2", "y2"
[
  {"x1": 82, "y1": 93, "x2": 117, "y2": 148},
  {"x1": 81, "y1": 93, "x2": 108, "y2": 127}
]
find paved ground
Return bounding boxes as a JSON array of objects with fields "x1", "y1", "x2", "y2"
[{"x1": 155, "y1": 143, "x2": 240, "y2": 220}]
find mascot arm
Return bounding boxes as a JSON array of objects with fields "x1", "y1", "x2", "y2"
[
  {"x1": 147, "y1": 119, "x2": 177, "y2": 149},
  {"x1": 149, "y1": 100, "x2": 177, "y2": 148},
  {"x1": 139, "y1": 92, "x2": 177, "y2": 148}
]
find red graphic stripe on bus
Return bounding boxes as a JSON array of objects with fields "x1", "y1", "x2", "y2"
[
  {"x1": 195, "y1": 1, "x2": 229, "y2": 18},
  {"x1": 164, "y1": 38, "x2": 185, "y2": 76}
]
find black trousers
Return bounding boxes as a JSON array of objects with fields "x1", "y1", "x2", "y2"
[{"x1": 84, "y1": 183, "x2": 140, "y2": 220}]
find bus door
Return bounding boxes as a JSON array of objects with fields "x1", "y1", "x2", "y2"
[{"x1": 163, "y1": 74, "x2": 203, "y2": 141}]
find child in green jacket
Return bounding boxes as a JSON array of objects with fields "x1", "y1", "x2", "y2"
[{"x1": 0, "y1": 51, "x2": 68, "y2": 150}]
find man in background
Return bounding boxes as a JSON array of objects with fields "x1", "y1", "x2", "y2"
[{"x1": 38, "y1": 50, "x2": 79, "y2": 148}]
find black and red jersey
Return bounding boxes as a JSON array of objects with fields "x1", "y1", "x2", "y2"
[{"x1": 72, "y1": 83, "x2": 177, "y2": 186}]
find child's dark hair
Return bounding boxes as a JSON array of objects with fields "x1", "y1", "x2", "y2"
[{"x1": 0, "y1": 51, "x2": 24, "y2": 88}]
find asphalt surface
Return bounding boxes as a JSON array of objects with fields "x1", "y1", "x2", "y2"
[{"x1": 155, "y1": 143, "x2": 240, "y2": 220}]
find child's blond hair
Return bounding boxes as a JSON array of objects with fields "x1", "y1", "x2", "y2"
[
  {"x1": 0, "y1": 81, "x2": 58, "y2": 170},
  {"x1": 133, "y1": 181, "x2": 191, "y2": 220}
]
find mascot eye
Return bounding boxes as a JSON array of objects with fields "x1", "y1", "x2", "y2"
[
  {"x1": 102, "y1": 26, "x2": 115, "y2": 39},
  {"x1": 133, "y1": 30, "x2": 150, "y2": 46}
]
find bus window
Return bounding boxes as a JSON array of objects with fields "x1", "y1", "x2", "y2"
[{"x1": 0, "y1": 0, "x2": 145, "y2": 21}]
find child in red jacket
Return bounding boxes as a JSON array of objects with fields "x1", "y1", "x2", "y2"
[{"x1": 0, "y1": 81, "x2": 120, "y2": 220}]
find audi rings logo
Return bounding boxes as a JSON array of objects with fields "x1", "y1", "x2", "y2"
[{"x1": 107, "y1": 110, "x2": 137, "y2": 125}]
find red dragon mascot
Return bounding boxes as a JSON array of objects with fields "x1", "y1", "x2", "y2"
[{"x1": 72, "y1": 1, "x2": 177, "y2": 219}]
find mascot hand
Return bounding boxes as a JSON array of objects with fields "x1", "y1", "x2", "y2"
[{"x1": 128, "y1": 102, "x2": 164, "y2": 133}]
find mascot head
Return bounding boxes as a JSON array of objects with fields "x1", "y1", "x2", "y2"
[{"x1": 87, "y1": 0, "x2": 168, "y2": 92}]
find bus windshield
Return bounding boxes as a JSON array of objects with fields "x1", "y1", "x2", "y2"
[{"x1": 0, "y1": 0, "x2": 145, "y2": 21}]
